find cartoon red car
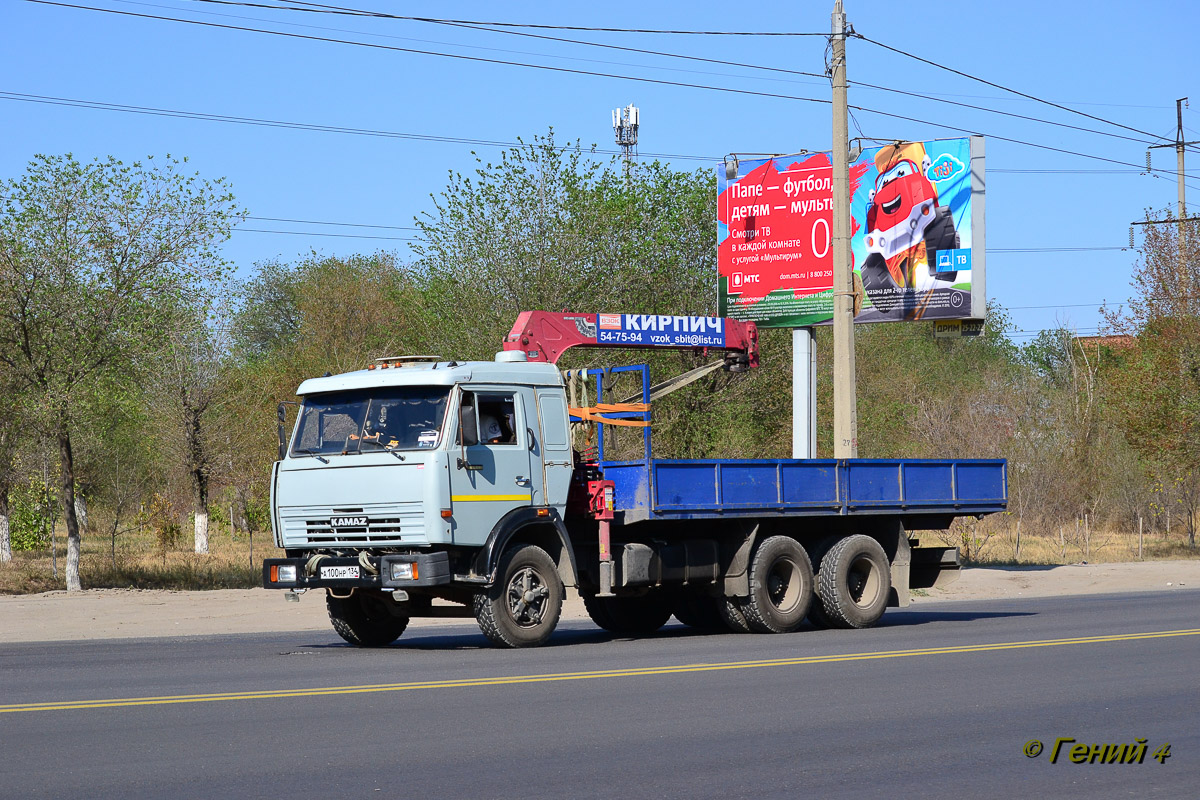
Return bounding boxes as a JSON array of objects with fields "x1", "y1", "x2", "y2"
[{"x1": 859, "y1": 142, "x2": 959, "y2": 319}]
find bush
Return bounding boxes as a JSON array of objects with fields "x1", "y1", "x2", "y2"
[{"x1": 9, "y1": 476, "x2": 52, "y2": 552}]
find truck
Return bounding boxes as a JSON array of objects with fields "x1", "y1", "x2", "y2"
[{"x1": 263, "y1": 311, "x2": 1007, "y2": 648}]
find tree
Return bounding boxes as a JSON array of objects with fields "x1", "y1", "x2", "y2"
[
  {"x1": 148, "y1": 306, "x2": 228, "y2": 554},
  {"x1": 411, "y1": 133, "x2": 718, "y2": 360},
  {"x1": 0, "y1": 368, "x2": 24, "y2": 563},
  {"x1": 1104, "y1": 215, "x2": 1200, "y2": 545},
  {"x1": 0, "y1": 154, "x2": 239, "y2": 589}
]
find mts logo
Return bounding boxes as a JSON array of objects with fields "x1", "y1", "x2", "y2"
[{"x1": 731, "y1": 273, "x2": 761, "y2": 289}]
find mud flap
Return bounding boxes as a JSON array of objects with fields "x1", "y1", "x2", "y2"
[{"x1": 910, "y1": 546, "x2": 962, "y2": 590}]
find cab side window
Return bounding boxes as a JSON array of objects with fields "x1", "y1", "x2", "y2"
[{"x1": 458, "y1": 392, "x2": 518, "y2": 446}]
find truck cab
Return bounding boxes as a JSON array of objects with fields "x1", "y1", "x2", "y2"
[
  {"x1": 267, "y1": 351, "x2": 584, "y2": 647},
  {"x1": 275, "y1": 352, "x2": 572, "y2": 553}
]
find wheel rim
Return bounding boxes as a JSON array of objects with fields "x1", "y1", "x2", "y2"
[
  {"x1": 506, "y1": 566, "x2": 550, "y2": 628},
  {"x1": 765, "y1": 557, "x2": 803, "y2": 614},
  {"x1": 846, "y1": 555, "x2": 882, "y2": 608}
]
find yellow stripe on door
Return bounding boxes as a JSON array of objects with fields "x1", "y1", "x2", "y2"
[{"x1": 451, "y1": 495, "x2": 531, "y2": 502}]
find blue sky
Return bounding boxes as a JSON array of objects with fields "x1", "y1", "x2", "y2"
[{"x1": 3, "y1": 0, "x2": 1198, "y2": 344}]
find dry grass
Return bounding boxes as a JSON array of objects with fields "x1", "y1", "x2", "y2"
[
  {"x1": 5, "y1": 515, "x2": 1197, "y2": 594},
  {"x1": 0, "y1": 522, "x2": 282, "y2": 594},
  {"x1": 929, "y1": 518, "x2": 1200, "y2": 566}
]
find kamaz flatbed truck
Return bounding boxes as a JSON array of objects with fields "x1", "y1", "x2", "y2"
[{"x1": 263, "y1": 311, "x2": 1007, "y2": 647}]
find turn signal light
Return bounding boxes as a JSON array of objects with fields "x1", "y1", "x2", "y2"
[
  {"x1": 271, "y1": 564, "x2": 297, "y2": 584},
  {"x1": 440, "y1": 508, "x2": 453, "y2": 519},
  {"x1": 390, "y1": 562, "x2": 419, "y2": 581},
  {"x1": 536, "y1": 508, "x2": 550, "y2": 517}
]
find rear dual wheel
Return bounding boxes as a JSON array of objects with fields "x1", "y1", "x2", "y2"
[
  {"x1": 739, "y1": 536, "x2": 814, "y2": 634},
  {"x1": 813, "y1": 534, "x2": 891, "y2": 629}
]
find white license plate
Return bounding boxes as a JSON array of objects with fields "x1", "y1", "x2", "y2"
[{"x1": 320, "y1": 565, "x2": 361, "y2": 580}]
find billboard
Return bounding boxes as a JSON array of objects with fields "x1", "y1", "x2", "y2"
[{"x1": 717, "y1": 136, "x2": 985, "y2": 327}]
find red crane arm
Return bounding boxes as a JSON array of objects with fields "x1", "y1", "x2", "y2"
[{"x1": 503, "y1": 311, "x2": 759, "y2": 369}]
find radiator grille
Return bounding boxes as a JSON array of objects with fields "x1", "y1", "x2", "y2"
[{"x1": 279, "y1": 503, "x2": 424, "y2": 546}]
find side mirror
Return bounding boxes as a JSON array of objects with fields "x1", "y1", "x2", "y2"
[
  {"x1": 277, "y1": 402, "x2": 288, "y2": 461},
  {"x1": 460, "y1": 403, "x2": 478, "y2": 447},
  {"x1": 277, "y1": 401, "x2": 299, "y2": 461}
]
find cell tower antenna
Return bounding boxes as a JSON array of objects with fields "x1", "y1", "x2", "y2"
[{"x1": 612, "y1": 103, "x2": 640, "y2": 180}]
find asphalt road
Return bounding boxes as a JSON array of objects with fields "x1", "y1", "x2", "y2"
[{"x1": 2, "y1": 590, "x2": 1197, "y2": 799}]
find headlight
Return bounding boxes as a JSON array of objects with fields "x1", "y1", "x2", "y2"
[
  {"x1": 276, "y1": 564, "x2": 297, "y2": 583},
  {"x1": 391, "y1": 562, "x2": 417, "y2": 581}
]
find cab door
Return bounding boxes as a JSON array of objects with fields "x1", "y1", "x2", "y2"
[
  {"x1": 536, "y1": 388, "x2": 572, "y2": 511},
  {"x1": 447, "y1": 388, "x2": 534, "y2": 546}
]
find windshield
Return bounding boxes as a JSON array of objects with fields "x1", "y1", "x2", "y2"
[{"x1": 291, "y1": 386, "x2": 451, "y2": 457}]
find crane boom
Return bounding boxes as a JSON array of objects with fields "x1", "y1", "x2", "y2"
[{"x1": 503, "y1": 311, "x2": 759, "y2": 369}]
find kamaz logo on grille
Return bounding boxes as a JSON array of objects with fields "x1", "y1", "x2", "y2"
[{"x1": 330, "y1": 516, "x2": 367, "y2": 528}]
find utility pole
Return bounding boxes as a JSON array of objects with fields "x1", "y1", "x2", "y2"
[
  {"x1": 1178, "y1": 97, "x2": 1188, "y2": 224},
  {"x1": 830, "y1": 0, "x2": 858, "y2": 457},
  {"x1": 1146, "y1": 98, "x2": 1197, "y2": 274}
]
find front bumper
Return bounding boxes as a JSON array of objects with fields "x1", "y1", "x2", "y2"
[{"x1": 262, "y1": 552, "x2": 452, "y2": 590}]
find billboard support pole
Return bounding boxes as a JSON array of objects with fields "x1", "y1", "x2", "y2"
[
  {"x1": 792, "y1": 328, "x2": 817, "y2": 458},
  {"x1": 830, "y1": 0, "x2": 858, "y2": 458}
]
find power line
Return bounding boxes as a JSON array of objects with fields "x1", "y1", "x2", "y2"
[
  {"x1": 856, "y1": 33, "x2": 1173, "y2": 144},
  {"x1": 189, "y1": 0, "x2": 833, "y2": 82},
  {"x1": 991, "y1": 246, "x2": 1128, "y2": 253},
  {"x1": 247, "y1": 215, "x2": 416, "y2": 230},
  {"x1": 844, "y1": 101, "x2": 1200, "y2": 183},
  {"x1": 1006, "y1": 296, "x2": 1200, "y2": 310},
  {"x1": 15, "y1": 3, "x2": 1200, "y2": 190},
  {"x1": 26, "y1": 1, "x2": 1197, "y2": 184},
  {"x1": 191, "y1": 0, "x2": 1165, "y2": 149},
  {"x1": 10, "y1": 85, "x2": 1198, "y2": 196},
  {"x1": 1007, "y1": 302, "x2": 1119, "y2": 310},
  {"x1": 991, "y1": 169, "x2": 1139, "y2": 174},
  {"x1": 0, "y1": 91, "x2": 716, "y2": 161},
  {"x1": 258, "y1": 3, "x2": 831, "y2": 35},
  {"x1": 24, "y1": 1, "x2": 837, "y2": 107},
  {"x1": 114, "y1": 0, "x2": 826, "y2": 89},
  {"x1": 235, "y1": 227, "x2": 415, "y2": 240}
]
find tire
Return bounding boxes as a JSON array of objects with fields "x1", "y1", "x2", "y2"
[
  {"x1": 805, "y1": 535, "x2": 841, "y2": 629},
  {"x1": 583, "y1": 591, "x2": 673, "y2": 635},
  {"x1": 326, "y1": 590, "x2": 409, "y2": 647},
  {"x1": 717, "y1": 595, "x2": 753, "y2": 633},
  {"x1": 473, "y1": 544, "x2": 564, "y2": 648},
  {"x1": 816, "y1": 535, "x2": 892, "y2": 629},
  {"x1": 672, "y1": 591, "x2": 727, "y2": 631},
  {"x1": 740, "y1": 536, "x2": 814, "y2": 634},
  {"x1": 806, "y1": 601, "x2": 836, "y2": 629}
]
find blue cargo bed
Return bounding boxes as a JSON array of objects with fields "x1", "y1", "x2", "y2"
[{"x1": 599, "y1": 458, "x2": 1008, "y2": 523}]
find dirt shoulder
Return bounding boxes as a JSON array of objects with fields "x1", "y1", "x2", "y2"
[{"x1": 2, "y1": 560, "x2": 1198, "y2": 644}]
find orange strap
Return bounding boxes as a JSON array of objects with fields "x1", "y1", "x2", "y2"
[{"x1": 569, "y1": 403, "x2": 651, "y2": 428}]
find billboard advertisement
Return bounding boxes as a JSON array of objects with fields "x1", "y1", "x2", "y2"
[{"x1": 717, "y1": 136, "x2": 985, "y2": 327}]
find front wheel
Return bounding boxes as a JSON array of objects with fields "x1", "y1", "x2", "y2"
[
  {"x1": 326, "y1": 590, "x2": 409, "y2": 647},
  {"x1": 473, "y1": 544, "x2": 564, "y2": 648}
]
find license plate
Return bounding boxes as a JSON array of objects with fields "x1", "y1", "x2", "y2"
[{"x1": 320, "y1": 565, "x2": 360, "y2": 580}]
